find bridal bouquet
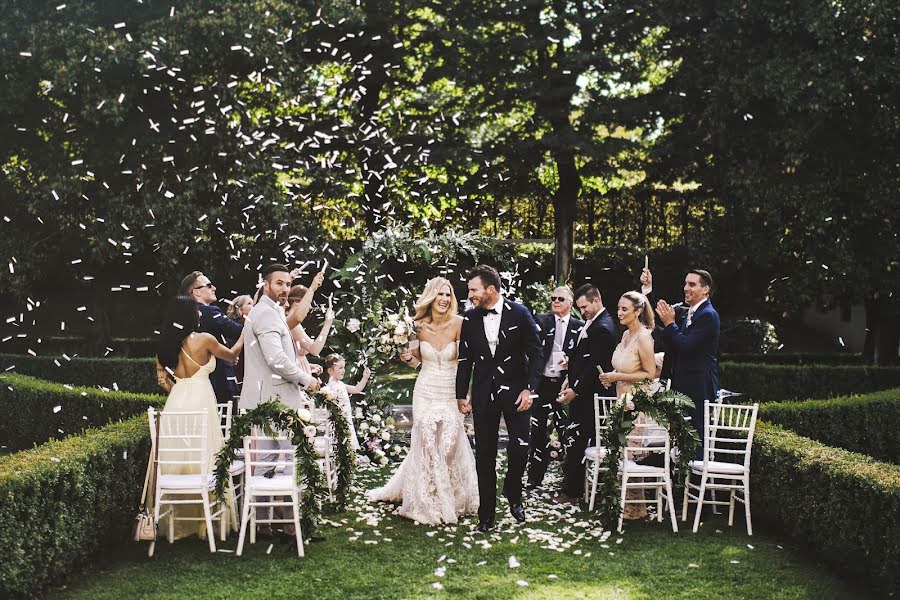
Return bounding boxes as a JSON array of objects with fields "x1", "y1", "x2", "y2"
[{"x1": 368, "y1": 309, "x2": 416, "y2": 360}]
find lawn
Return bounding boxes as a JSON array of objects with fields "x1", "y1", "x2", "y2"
[{"x1": 49, "y1": 464, "x2": 864, "y2": 600}]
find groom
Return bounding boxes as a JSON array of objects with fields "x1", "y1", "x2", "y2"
[{"x1": 456, "y1": 265, "x2": 543, "y2": 532}]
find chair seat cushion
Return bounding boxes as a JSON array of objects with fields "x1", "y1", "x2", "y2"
[
  {"x1": 228, "y1": 460, "x2": 245, "y2": 476},
  {"x1": 621, "y1": 460, "x2": 667, "y2": 474},
  {"x1": 247, "y1": 475, "x2": 297, "y2": 493},
  {"x1": 158, "y1": 474, "x2": 216, "y2": 490},
  {"x1": 584, "y1": 446, "x2": 608, "y2": 460},
  {"x1": 688, "y1": 460, "x2": 746, "y2": 475}
]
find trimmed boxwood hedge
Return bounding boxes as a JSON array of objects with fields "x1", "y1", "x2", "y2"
[
  {"x1": 760, "y1": 388, "x2": 900, "y2": 464},
  {"x1": 751, "y1": 423, "x2": 900, "y2": 596},
  {"x1": 0, "y1": 353, "x2": 158, "y2": 395},
  {"x1": 721, "y1": 353, "x2": 863, "y2": 365},
  {"x1": 0, "y1": 373, "x2": 163, "y2": 451},
  {"x1": 0, "y1": 336, "x2": 158, "y2": 357},
  {"x1": 719, "y1": 362, "x2": 900, "y2": 403},
  {"x1": 0, "y1": 415, "x2": 151, "y2": 598}
]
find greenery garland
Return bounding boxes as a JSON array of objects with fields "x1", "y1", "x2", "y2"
[
  {"x1": 312, "y1": 387, "x2": 356, "y2": 511},
  {"x1": 213, "y1": 400, "x2": 328, "y2": 536},
  {"x1": 596, "y1": 383, "x2": 700, "y2": 530}
]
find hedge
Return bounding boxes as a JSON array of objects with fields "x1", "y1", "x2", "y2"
[
  {"x1": 751, "y1": 423, "x2": 900, "y2": 596},
  {"x1": 721, "y1": 353, "x2": 863, "y2": 365},
  {"x1": 0, "y1": 336, "x2": 158, "y2": 358},
  {"x1": 759, "y1": 388, "x2": 900, "y2": 464},
  {"x1": 0, "y1": 353, "x2": 158, "y2": 395},
  {"x1": 719, "y1": 362, "x2": 900, "y2": 403},
  {"x1": 0, "y1": 415, "x2": 151, "y2": 598},
  {"x1": 0, "y1": 373, "x2": 163, "y2": 451}
]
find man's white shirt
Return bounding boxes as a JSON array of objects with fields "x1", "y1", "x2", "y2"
[{"x1": 483, "y1": 296, "x2": 504, "y2": 356}]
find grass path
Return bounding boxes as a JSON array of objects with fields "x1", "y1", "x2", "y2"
[{"x1": 50, "y1": 464, "x2": 863, "y2": 600}]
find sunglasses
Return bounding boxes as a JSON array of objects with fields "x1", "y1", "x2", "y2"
[
  {"x1": 551, "y1": 296, "x2": 569, "y2": 302},
  {"x1": 194, "y1": 282, "x2": 215, "y2": 290}
]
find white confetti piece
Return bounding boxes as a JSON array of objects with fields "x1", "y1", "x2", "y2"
[{"x1": 508, "y1": 556, "x2": 520, "y2": 568}]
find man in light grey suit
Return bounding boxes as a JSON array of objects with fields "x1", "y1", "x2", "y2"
[{"x1": 240, "y1": 263, "x2": 320, "y2": 412}]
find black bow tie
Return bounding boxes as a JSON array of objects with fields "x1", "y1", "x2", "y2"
[{"x1": 478, "y1": 307, "x2": 498, "y2": 316}]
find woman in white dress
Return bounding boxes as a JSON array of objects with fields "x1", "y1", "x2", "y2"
[
  {"x1": 367, "y1": 277, "x2": 479, "y2": 524},
  {"x1": 154, "y1": 295, "x2": 243, "y2": 539}
]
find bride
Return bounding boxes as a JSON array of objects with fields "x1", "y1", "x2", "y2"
[{"x1": 367, "y1": 277, "x2": 479, "y2": 524}]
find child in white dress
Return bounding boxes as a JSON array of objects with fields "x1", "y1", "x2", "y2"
[{"x1": 323, "y1": 354, "x2": 370, "y2": 451}]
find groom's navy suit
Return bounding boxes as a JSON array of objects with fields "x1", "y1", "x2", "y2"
[
  {"x1": 661, "y1": 299, "x2": 720, "y2": 456},
  {"x1": 456, "y1": 299, "x2": 543, "y2": 523}
]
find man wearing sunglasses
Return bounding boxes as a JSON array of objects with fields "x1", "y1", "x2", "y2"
[
  {"x1": 526, "y1": 286, "x2": 584, "y2": 489},
  {"x1": 180, "y1": 271, "x2": 244, "y2": 409}
]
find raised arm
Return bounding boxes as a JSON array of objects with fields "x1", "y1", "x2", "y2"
[
  {"x1": 286, "y1": 271, "x2": 325, "y2": 329},
  {"x1": 200, "y1": 331, "x2": 244, "y2": 362},
  {"x1": 346, "y1": 366, "x2": 371, "y2": 395}
]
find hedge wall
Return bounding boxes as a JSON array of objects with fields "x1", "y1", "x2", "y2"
[
  {"x1": 751, "y1": 424, "x2": 900, "y2": 596},
  {"x1": 721, "y1": 353, "x2": 863, "y2": 365},
  {"x1": 759, "y1": 388, "x2": 900, "y2": 464},
  {"x1": 0, "y1": 336, "x2": 157, "y2": 358},
  {"x1": 0, "y1": 353, "x2": 158, "y2": 395},
  {"x1": 0, "y1": 373, "x2": 163, "y2": 451},
  {"x1": 719, "y1": 362, "x2": 900, "y2": 403},
  {"x1": 0, "y1": 416, "x2": 151, "y2": 598}
]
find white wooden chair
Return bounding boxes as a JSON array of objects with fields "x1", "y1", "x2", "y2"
[
  {"x1": 681, "y1": 400, "x2": 759, "y2": 534},
  {"x1": 237, "y1": 428, "x2": 304, "y2": 557},
  {"x1": 583, "y1": 395, "x2": 617, "y2": 510},
  {"x1": 618, "y1": 421, "x2": 679, "y2": 533},
  {"x1": 312, "y1": 407, "x2": 337, "y2": 502},
  {"x1": 148, "y1": 408, "x2": 227, "y2": 554},
  {"x1": 217, "y1": 402, "x2": 245, "y2": 530}
]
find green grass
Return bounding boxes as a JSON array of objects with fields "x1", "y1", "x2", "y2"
[{"x1": 48, "y1": 465, "x2": 864, "y2": 600}]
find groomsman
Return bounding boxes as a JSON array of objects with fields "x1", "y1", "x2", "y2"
[
  {"x1": 655, "y1": 269, "x2": 720, "y2": 456},
  {"x1": 180, "y1": 271, "x2": 243, "y2": 407},
  {"x1": 526, "y1": 286, "x2": 583, "y2": 489},
  {"x1": 555, "y1": 284, "x2": 616, "y2": 504}
]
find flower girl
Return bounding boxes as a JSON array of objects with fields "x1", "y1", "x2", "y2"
[{"x1": 323, "y1": 353, "x2": 370, "y2": 452}]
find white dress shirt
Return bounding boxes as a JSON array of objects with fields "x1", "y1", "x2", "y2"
[
  {"x1": 686, "y1": 298, "x2": 708, "y2": 329},
  {"x1": 483, "y1": 296, "x2": 504, "y2": 356},
  {"x1": 543, "y1": 315, "x2": 569, "y2": 377}
]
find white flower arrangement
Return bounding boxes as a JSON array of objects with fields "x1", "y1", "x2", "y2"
[{"x1": 346, "y1": 318, "x2": 361, "y2": 333}]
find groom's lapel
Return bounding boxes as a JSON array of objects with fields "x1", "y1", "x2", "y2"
[
  {"x1": 496, "y1": 301, "x2": 516, "y2": 357},
  {"x1": 469, "y1": 310, "x2": 490, "y2": 355}
]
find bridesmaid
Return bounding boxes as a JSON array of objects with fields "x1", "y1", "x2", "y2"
[{"x1": 600, "y1": 291, "x2": 657, "y2": 520}]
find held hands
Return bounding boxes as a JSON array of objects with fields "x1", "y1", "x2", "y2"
[
  {"x1": 656, "y1": 299, "x2": 676, "y2": 326},
  {"x1": 515, "y1": 389, "x2": 535, "y2": 412},
  {"x1": 457, "y1": 398, "x2": 472, "y2": 415}
]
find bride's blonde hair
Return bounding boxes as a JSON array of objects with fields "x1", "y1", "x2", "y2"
[{"x1": 413, "y1": 277, "x2": 458, "y2": 322}]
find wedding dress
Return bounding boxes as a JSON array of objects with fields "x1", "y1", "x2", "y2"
[{"x1": 367, "y1": 341, "x2": 479, "y2": 524}]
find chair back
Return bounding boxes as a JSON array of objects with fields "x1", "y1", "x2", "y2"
[
  {"x1": 623, "y1": 421, "x2": 671, "y2": 470},
  {"x1": 592, "y1": 395, "x2": 617, "y2": 443},
  {"x1": 154, "y1": 409, "x2": 210, "y2": 477},
  {"x1": 242, "y1": 428, "x2": 296, "y2": 475},
  {"x1": 216, "y1": 403, "x2": 234, "y2": 440},
  {"x1": 702, "y1": 401, "x2": 759, "y2": 470}
]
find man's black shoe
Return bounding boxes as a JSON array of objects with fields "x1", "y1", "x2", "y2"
[
  {"x1": 510, "y1": 503, "x2": 526, "y2": 523},
  {"x1": 476, "y1": 519, "x2": 494, "y2": 533}
]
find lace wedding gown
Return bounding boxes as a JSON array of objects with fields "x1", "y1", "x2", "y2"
[{"x1": 367, "y1": 341, "x2": 479, "y2": 524}]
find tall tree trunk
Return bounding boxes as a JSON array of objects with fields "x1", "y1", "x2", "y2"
[
  {"x1": 553, "y1": 149, "x2": 580, "y2": 282},
  {"x1": 587, "y1": 195, "x2": 596, "y2": 246},
  {"x1": 864, "y1": 295, "x2": 900, "y2": 365}
]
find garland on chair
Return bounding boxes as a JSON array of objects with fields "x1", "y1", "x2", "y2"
[
  {"x1": 213, "y1": 400, "x2": 328, "y2": 535},
  {"x1": 596, "y1": 383, "x2": 699, "y2": 530},
  {"x1": 312, "y1": 387, "x2": 356, "y2": 511}
]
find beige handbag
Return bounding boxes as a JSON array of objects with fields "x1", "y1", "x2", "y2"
[{"x1": 133, "y1": 414, "x2": 161, "y2": 542}]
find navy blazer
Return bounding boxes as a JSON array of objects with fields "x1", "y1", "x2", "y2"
[
  {"x1": 661, "y1": 299, "x2": 720, "y2": 405},
  {"x1": 535, "y1": 313, "x2": 584, "y2": 377},
  {"x1": 198, "y1": 303, "x2": 243, "y2": 403},
  {"x1": 567, "y1": 309, "x2": 617, "y2": 403},
  {"x1": 455, "y1": 299, "x2": 544, "y2": 405}
]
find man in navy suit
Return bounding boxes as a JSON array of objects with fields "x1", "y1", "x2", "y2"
[
  {"x1": 555, "y1": 284, "x2": 617, "y2": 504},
  {"x1": 656, "y1": 269, "x2": 720, "y2": 456},
  {"x1": 526, "y1": 286, "x2": 584, "y2": 489},
  {"x1": 181, "y1": 271, "x2": 243, "y2": 407},
  {"x1": 456, "y1": 265, "x2": 544, "y2": 532}
]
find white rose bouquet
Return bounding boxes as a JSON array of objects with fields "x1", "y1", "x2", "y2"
[{"x1": 368, "y1": 308, "x2": 416, "y2": 360}]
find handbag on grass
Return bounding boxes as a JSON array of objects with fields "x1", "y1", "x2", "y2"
[{"x1": 133, "y1": 413, "x2": 161, "y2": 542}]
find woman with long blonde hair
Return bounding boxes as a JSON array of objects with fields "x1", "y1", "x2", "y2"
[{"x1": 368, "y1": 276, "x2": 479, "y2": 524}]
